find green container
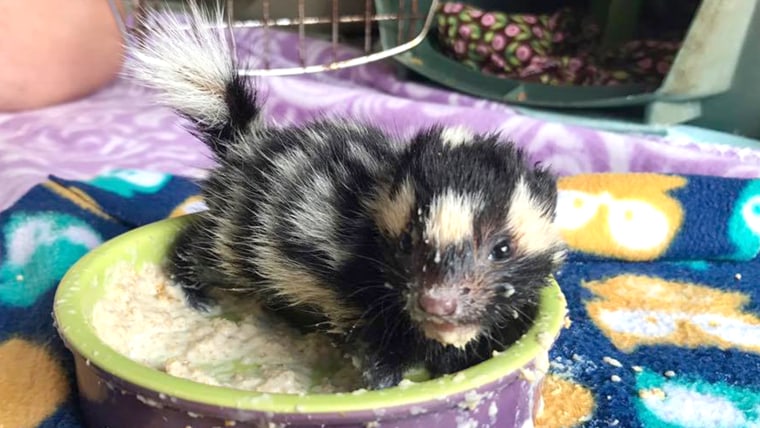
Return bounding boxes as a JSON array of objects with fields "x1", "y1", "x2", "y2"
[{"x1": 375, "y1": 0, "x2": 760, "y2": 139}]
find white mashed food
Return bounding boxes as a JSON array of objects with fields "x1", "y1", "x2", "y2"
[{"x1": 91, "y1": 262, "x2": 362, "y2": 394}]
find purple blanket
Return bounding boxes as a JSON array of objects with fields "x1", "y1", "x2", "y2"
[{"x1": 2, "y1": 29, "x2": 760, "y2": 213}]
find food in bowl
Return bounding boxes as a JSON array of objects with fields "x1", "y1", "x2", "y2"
[
  {"x1": 92, "y1": 261, "x2": 363, "y2": 394},
  {"x1": 54, "y1": 215, "x2": 567, "y2": 428}
]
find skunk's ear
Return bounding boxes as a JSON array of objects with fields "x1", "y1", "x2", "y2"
[{"x1": 526, "y1": 163, "x2": 559, "y2": 215}]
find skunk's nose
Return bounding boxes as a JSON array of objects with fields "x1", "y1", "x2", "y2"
[{"x1": 418, "y1": 293, "x2": 457, "y2": 316}]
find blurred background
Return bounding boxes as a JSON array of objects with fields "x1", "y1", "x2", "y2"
[{"x1": 126, "y1": 0, "x2": 760, "y2": 145}]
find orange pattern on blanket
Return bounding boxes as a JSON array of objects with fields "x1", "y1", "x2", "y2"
[
  {"x1": 584, "y1": 274, "x2": 760, "y2": 354},
  {"x1": 536, "y1": 375, "x2": 595, "y2": 428},
  {"x1": 169, "y1": 195, "x2": 206, "y2": 218},
  {"x1": 0, "y1": 338, "x2": 69, "y2": 428},
  {"x1": 556, "y1": 174, "x2": 686, "y2": 261},
  {"x1": 42, "y1": 181, "x2": 113, "y2": 220}
]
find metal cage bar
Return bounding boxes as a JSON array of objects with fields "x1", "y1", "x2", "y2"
[{"x1": 110, "y1": 0, "x2": 439, "y2": 76}]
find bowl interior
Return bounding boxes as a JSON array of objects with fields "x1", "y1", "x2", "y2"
[{"x1": 54, "y1": 215, "x2": 567, "y2": 414}]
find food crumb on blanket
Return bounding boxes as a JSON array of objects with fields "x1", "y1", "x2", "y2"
[{"x1": 91, "y1": 262, "x2": 362, "y2": 394}]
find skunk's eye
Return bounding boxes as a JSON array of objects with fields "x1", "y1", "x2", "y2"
[
  {"x1": 399, "y1": 232, "x2": 413, "y2": 253},
  {"x1": 488, "y1": 240, "x2": 511, "y2": 262}
]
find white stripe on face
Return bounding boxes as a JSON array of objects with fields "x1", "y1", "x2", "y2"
[
  {"x1": 507, "y1": 178, "x2": 561, "y2": 257},
  {"x1": 425, "y1": 189, "x2": 481, "y2": 247}
]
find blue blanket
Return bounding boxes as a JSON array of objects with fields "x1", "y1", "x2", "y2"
[{"x1": 1, "y1": 169, "x2": 759, "y2": 428}]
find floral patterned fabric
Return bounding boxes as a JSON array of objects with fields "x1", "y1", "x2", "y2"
[{"x1": 435, "y1": 2, "x2": 682, "y2": 87}]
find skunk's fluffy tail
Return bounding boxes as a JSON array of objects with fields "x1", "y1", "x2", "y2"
[{"x1": 126, "y1": 1, "x2": 260, "y2": 158}]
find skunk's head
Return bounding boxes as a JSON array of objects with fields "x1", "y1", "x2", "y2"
[{"x1": 370, "y1": 126, "x2": 566, "y2": 348}]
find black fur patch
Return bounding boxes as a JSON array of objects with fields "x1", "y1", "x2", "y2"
[{"x1": 187, "y1": 74, "x2": 260, "y2": 160}]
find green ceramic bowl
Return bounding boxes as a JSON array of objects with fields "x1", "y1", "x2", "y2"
[{"x1": 53, "y1": 214, "x2": 567, "y2": 428}]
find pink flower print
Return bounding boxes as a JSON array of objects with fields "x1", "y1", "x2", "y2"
[
  {"x1": 523, "y1": 15, "x2": 538, "y2": 24},
  {"x1": 532, "y1": 26, "x2": 544, "y2": 38},
  {"x1": 548, "y1": 14, "x2": 560, "y2": 29},
  {"x1": 530, "y1": 56, "x2": 550, "y2": 68},
  {"x1": 481, "y1": 13, "x2": 497, "y2": 27},
  {"x1": 492, "y1": 34, "x2": 506, "y2": 50},
  {"x1": 469, "y1": 9, "x2": 484, "y2": 19},
  {"x1": 552, "y1": 32, "x2": 564, "y2": 43},
  {"x1": 520, "y1": 62, "x2": 545, "y2": 77},
  {"x1": 458, "y1": 25, "x2": 472, "y2": 39},
  {"x1": 505, "y1": 24, "x2": 521, "y2": 37},
  {"x1": 515, "y1": 45, "x2": 533, "y2": 62},
  {"x1": 637, "y1": 58, "x2": 653, "y2": 70},
  {"x1": 476, "y1": 43, "x2": 490, "y2": 56},
  {"x1": 443, "y1": 2, "x2": 464, "y2": 14},
  {"x1": 490, "y1": 53, "x2": 506, "y2": 69},
  {"x1": 657, "y1": 61, "x2": 671, "y2": 74},
  {"x1": 568, "y1": 57, "x2": 583, "y2": 71},
  {"x1": 454, "y1": 40, "x2": 467, "y2": 55}
]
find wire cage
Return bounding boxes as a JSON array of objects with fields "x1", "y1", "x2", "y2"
[{"x1": 108, "y1": 0, "x2": 440, "y2": 76}]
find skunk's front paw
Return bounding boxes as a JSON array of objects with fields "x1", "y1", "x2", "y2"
[
  {"x1": 361, "y1": 355, "x2": 405, "y2": 390},
  {"x1": 362, "y1": 366, "x2": 403, "y2": 390},
  {"x1": 180, "y1": 286, "x2": 219, "y2": 314}
]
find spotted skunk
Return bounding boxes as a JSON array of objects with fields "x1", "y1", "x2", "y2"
[{"x1": 128, "y1": 2, "x2": 566, "y2": 390}]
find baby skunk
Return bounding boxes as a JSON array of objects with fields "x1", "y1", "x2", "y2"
[{"x1": 128, "y1": 2, "x2": 566, "y2": 390}]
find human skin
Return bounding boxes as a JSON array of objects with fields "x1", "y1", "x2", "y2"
[{"x1": 0, "y1": 0, "x2": 125, "y2": 112}]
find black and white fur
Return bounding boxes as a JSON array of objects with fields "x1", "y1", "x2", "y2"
[{"x1": 128, "y1": 2, "x2": 566, "y2": 390}]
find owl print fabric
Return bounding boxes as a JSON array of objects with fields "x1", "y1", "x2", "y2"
[
  {"x1": 1, "y1": 170, "x2": 759, "y2": 428},
  {"x1": 556, "y1": 173, "x2": 760, "y2": 262},
  {"x1": 543, "y1": 173, "x2": 760, "y2": 428}
]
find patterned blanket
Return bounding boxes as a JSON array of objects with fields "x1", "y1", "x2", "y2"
[{"x1": 1, "y1": 169, "x2": 759, "y2": 428}]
